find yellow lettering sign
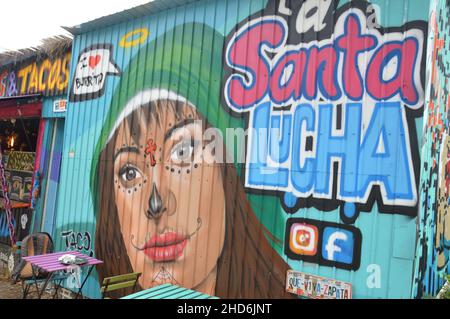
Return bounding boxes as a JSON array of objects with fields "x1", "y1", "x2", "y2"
[
  {"x1": 17, "y1": 64, "x2": 32, "y2": 94},
  {"x1": 38, "y1": 59, "x2": 52, "y2": 92},
  {"x1": 57, "y1": 53, "x2": 71, "y2": 91},
  {"x1": 28, "y1": 63, "x2": 39, "y2": 93},
  {"x1": 48, "y1": 59, "x2": 61, "y2": 91}
]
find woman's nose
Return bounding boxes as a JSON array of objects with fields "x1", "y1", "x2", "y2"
[{"x1": 146, "y1": 183, "x2": 165, "y2": 219}]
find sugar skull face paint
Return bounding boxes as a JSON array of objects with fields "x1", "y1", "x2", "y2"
[{"x1": 111, "y1": 98, "x2": 226, "y2": 290}]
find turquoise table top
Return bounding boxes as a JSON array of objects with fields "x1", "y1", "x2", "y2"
[{"x1": 121, "y1": 283, "x2": 219, "y2": 299}]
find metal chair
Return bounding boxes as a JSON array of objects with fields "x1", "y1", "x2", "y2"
[
  {"x1": 10, "y1": 232, "x2": 66, "y2": 298},
  {"x1": 100, "y1": 272, "x2": 142, "y2": 299}
]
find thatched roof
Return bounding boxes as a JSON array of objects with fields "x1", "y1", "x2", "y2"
[{"x1": 0, "y1": 35, "x2": 72, "y2": 68}]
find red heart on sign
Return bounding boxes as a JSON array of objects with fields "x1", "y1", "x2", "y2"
[{"x1": 88, "y1": 55, "x2": 101, "y2": 69}]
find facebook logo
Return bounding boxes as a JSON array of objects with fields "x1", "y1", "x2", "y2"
[{"x1": 322, "y1": 227, "x2": 355, "y2": 264}]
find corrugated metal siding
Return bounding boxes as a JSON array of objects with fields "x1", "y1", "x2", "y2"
[
  {"x1": 42, "y1": 96, "x2": 67, "y2": 119},
  {"x1": 413, "y1": 0, "x2": 450, "y2": 298},
  {"x1": 30, "y1": 116, "x2": 55, "y2": 234},
  {"x1": 66, "y1": 0, "x2": 203, "y2": 35},
  {"x1": 55, "y1": 0, "x2": 430, "y2": 299}
]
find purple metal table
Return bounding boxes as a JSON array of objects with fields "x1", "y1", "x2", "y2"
[{"x1": 23, "y1": 251, "x2": 103, "y2": 299}]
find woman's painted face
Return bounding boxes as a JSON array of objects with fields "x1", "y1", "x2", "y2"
[{"x1": 113, "y1": 101, "x2": 226, "y2": 290}]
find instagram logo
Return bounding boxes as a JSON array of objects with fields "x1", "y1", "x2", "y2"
[{"x1": 289, "y1": 223, "x2": 318, "y2": 256}]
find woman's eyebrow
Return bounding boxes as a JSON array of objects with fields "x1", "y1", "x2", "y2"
[
  {"x1": 164, "y1": 119, "x2": 196, "y2": 142},
  {"x1": 114, "y1": 146, "x2": 140, "y2": 161}
]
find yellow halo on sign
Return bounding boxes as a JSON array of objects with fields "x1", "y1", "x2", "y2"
[{"x1": 119, "y1": 28, "x2": 149, "y2": 48}]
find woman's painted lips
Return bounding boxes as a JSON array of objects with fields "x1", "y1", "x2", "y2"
[{"x1": 143, "y1": 232, "x2": 187, "y2": 262}]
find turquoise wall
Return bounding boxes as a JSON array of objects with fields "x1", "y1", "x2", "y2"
[
  {"x1": 42, "y1": 96, "x2": 67, "y2": 119},
  {"x1": 413, "y1": 0, "x2": 450, "y2": 298},
  {"x1": 54, "y1": 0, "x2": 430, "y2": 299}
]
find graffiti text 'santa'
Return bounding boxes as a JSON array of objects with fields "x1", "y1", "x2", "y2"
[{"x1": 225, "y1": 12, "x2": 423, "y2": 112}]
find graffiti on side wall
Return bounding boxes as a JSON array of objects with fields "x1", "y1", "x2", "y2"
[
  {"x1": 414, "y1": 0, "x2": 450, "y2": 298},
  {"x1": 223, "y1": 0, "x2": 426, "y2": 270},
  {"x1": 69, "y1": 44, "x2": 121, "y2": 102},
  {"x1": 0, "y1": 53, "x2": 71, "y2": 98},
  {"x1": 0, "y1": 209, "x2": 32, "y2": 245},
  {"x1": 0, "y1": 213, "x2": 15, "y2": 239},
  {"x1": 61, "y1": 0, "x2": 429, "y2": 298},
  {"x1": 61, "y1": 230, "x2": 94, "y2": 257}
]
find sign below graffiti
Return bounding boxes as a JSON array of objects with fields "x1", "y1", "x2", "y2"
[
  {"x1": 286, "y1": 270, "x2": 352, "y2": 299},
  {"x1": 53, "y1": 99, "x2": 67, "y2": 113}
]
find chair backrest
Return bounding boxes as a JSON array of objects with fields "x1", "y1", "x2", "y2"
[
  {"x1": 101, "y1": 272, "x2": 142, "y2": 299},
  {"x1": 12, "y1": 241, "x2": 22, "y2": 259},
  {"x1": 21, "y1": 232, "x2": 54, "y2": 258},
  {"x1": 10, "y1": 232, "x2": 54, "y2": 280}
]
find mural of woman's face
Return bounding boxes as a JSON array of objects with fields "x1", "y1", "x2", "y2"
[{"x1": 112, "y1": 100, "x2": 226, "y2": 291}]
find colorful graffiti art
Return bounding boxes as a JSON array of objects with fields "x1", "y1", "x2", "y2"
[
  {"x1": 69, "y1": 44, "x2": 120, "y2": 102},
  {"x1": 57, "y1": 0, "x2": 431, "y2": 299},
  {"x1": 414, "y1": 0, "x2": 450, "y2": 298},
  {"x1": 223, "y1": 0, "x2": 427, "y2": 269},
  {"x1": 60, "y1": 230, "x2": 94, "y2": 257},
  {"x1": 6, "y1": 151, "x2": 35, "y2": 172},
  {"x1": 0, "y1": 208, "x2": 32, "y2": 245}
]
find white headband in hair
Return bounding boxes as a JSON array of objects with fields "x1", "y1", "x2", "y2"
[{"x1": 106, "y1": 88, "x2": 196, "y2": 143}]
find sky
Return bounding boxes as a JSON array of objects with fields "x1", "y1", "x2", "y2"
[{"x1": 0, "y1": 0, "x2": 151, "y2": 52}]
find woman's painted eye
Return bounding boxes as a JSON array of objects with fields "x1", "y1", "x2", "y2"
[
  {"x1": 119, "y1": 165, "x2": 142, "y2": 183},
  {"x1": 170, "y1": 140, "x2": 195, "y2": 163}
]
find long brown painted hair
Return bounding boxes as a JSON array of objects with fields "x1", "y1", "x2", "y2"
[{"x1": 95, "y1": 99, "x2": 294, "y2": 298}]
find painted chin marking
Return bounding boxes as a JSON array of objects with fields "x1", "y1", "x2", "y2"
[{"x1": 151, "y1": 266, "x2": 179, "y2": 286}]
